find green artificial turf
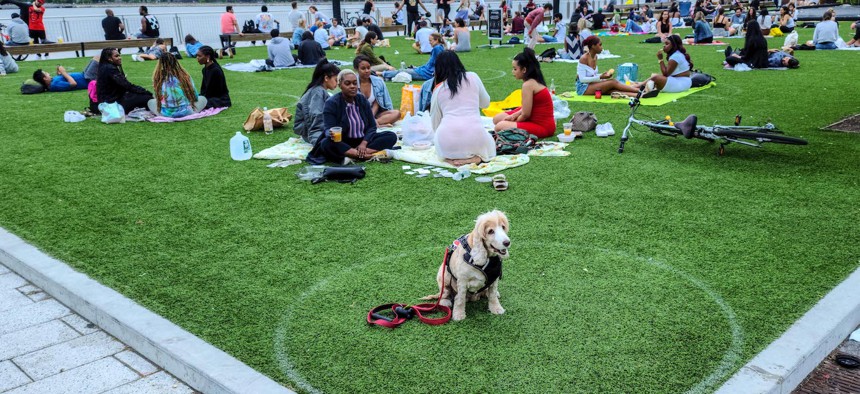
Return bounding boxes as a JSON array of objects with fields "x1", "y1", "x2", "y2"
[{"x1": 0, "y1": 25, "x2": 858, "y2": 393}]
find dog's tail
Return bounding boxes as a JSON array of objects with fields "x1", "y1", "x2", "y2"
[{"x1": 420, "y1": 293, "x2": 440, "y2": 301}]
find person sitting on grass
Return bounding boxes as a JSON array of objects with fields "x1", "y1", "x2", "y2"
[
  {"x1": 812, "y1": 10, "x2": 839, "y2": 50},
  {"x1": 185, "y1": 34, "x2": 204, "y2": 57},
  {"x1": 33, "y1": 56, "x2": 100, "y2": 92},
  {"x1": 723, "y1": 21, "x2": 768, "y2": 68},
  {"x1": 96, "y1": 48, "x2": 154, "y2": 114},
  {"x1": 313, "y1": 21, "x2": 332, "y2": 50},
  {"x1": 538, "y1": 13, "x2": 565, "y2": 43},
  {"x1": 295, "y1": 60, "x2": 340, "y2": 146},
  {"x1": 297, "y1": 31, "x2": 326, "y2": 65},
  {"x1": 847, "y1": 20, "x2": 860, "y2": 47},
  {"x1": 413, "y1": 20, "x2": 435, "y2": 53},
  {"x1": 348, "y1": 18, "x2": 370, "y2": 48},
  {"x1": 449, "y1": 18, "x2": 471, "y2": 52},
  {"x1": 574, "y1": 36, "x2": 642, "y2": 98},
  {"x1": 431, "y1": 51, "x2": 495, "y2": 166},
  {"x1": 266, "y1": 29, "x2": 296, "y2": 68},
  {"x1": 0, "y1": 42, "x2": 19, "y2": 74},
  {"x1": 383, "y1": 32, "x2": 444, "y2": 81},
  {"x1": 560, "y1": 21, "x2": 583, "y2": 60},
  {"x1": 356, "y1": 32, "x2": 395, "y2": 72},
  {"x1": 655, "y1": 10, "x2": 673, "y2": 40},
  {"x1": 353, "y1": 55, "x2": 401, "y2": 126},
  {"x1": 689, "y1": 11, "x2": 714, "y2": 44},
  {"x1": 309, "y1": 70, "x2": 398, "y2": 165},
  {"x1": 728, "y1": 7, "x2": 746, "y2": 37},
  {"x1": 577, "y1": 18, "x2": 593, "y2": 40},
  {"x1": 641, "y1": 34, "x2": 693, "y2": 93},
  {"x1": 132, "y1": 38, "x2": 167, "y2": 62},
  {"x1": 712, "y1": 7, "x2": 729, "y2": 37},
  {"x1": 440, "y1": 18, "x2": 455, "y2": 37},
  {"x1": 148, "y1": 53, "x2": 207, "y2": 118},
  {"x1": 507, "y1": 11, "x2": 524, "y2": 34},
  {"x1": 492, "y1": 48, "x2": 557, "y2": 138},
  {"x1": 777, "y1": 6, "x2": 794, "y2": 34},
  {"x1": 292, "y1": 19, "x2": 307, "y2": 47},
  {"x1": 329, "y1": 18, "x2": 348, "y2": 46},
  {"x1": 196, "y1": 46, "x2": 231, "y2": 109}
]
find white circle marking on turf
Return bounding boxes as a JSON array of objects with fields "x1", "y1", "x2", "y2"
[
  {"x1": 272, "y1": 242, "x2": 744, "y2": 394},
  {"x1": 476, "y1": 68, "x2": 508, "y2": 81}
]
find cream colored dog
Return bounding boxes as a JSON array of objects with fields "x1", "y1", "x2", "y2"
[{"x1": 423, "y1": 210, "x2": 511, "y2": 321}]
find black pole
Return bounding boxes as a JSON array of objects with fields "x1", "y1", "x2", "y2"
[
  {"x1": 333, "y1": 0, "x2": 342, "y2": 23},
  {"x1": 553, "y1": 0, "x2": 560, "y2": 15}
]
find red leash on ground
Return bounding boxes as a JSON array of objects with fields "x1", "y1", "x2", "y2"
[{"x1": 367, "y1": 248, "x2": 452, "y2": 328}]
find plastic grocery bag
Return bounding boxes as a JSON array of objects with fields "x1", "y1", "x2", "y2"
[
  {"x1": 401, "y1": 111, "x2": 434, "y2": 146},
  {"x1": 98, "y1": 102, "x2": 126, "y2": 124},
  {"x1": 552, "y1": 94, "x2": 570, "y2": 119}
]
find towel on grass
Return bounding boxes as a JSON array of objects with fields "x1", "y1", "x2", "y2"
[
  {"x1": 558, "y1": 82, "x2": 716, "y2": 106},
  {"x1": 223, "y1": 59, "x2": 349, "y2": 72},
  {"x1": 552, "y1": 52, "x2": 621, "y2": 62},
  {"x1": 147, "y1": 107, "x2": 227, "y2": 122},
  {"x1": 597, "y1": 31, "x2": 650, "y2": 36}
]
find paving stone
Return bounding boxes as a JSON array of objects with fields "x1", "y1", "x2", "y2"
[
  {"x1": 61, "y1": 314, "x2": 99, "y2": 335},
  {"x1": 0, "y1": 299, "x2": 70, "y2": 336},
  {"x1": 15, "y1": 284, "x2": 51, "y2": 302},
  {"x1": 103, "y1": 371, "x2": 195, "y2": 394},
  {"x1": 114, "y1": 350, "x2": 159, "y2": 376},
  {"x1": 0, "y1": 320, "x2": 80, "y2": 361},
  {"x1": 0, "y1": 272, "x2": 27, "y2": 291},
  {"x1": 0, "y1": 264, "x2": 9, "y2": 275},
  {"x1": 0, "y1": 360, "x2": 31, "y2": 392},
  {"x1": 5, "y1": 356, "x2": 138, "y2": 394},
  {"x1": 14, "y1": 331, "x2": 126, "y2": 380},
  {"x1": 0, "y1": 288, "x2": 32, "y2": 313}
]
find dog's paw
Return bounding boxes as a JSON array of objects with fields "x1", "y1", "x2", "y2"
[
  {"x1": 489, "y1": 305, "x2": 505, "y2": 315},
  {"x1": 452, "y1": 310, "x2": 466, "y2": 321}
]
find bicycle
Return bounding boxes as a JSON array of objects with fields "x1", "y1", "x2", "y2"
[
  {"x1": 0, "y1": 23, "x2": 29, "y2": 61},
  {"x1": 617, "y1": 88, "x2": 807, "y2": 155},
  {"x1": 344, "y1": 10, "x2": 376, "y2": 27}
]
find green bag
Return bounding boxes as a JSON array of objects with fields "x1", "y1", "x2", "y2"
[{"x1": 494, "y1": 128, "x2": 538, "y2": 155}]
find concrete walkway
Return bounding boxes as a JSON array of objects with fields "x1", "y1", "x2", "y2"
[{"x1": 0, "y1": 263, "x2": 195, "y2": 394}]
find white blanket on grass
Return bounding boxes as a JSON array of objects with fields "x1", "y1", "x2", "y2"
[
  {"x1": 223, "y1": 59, "x2": 350, "y2": 72},
  {"x1": 553, "y1": 52, "x2": 621, "y2": 62}
]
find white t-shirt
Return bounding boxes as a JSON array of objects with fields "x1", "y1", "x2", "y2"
[
  {"x1": 416, "y1": 27, "x2": 434, "y2": 53},
  {"x1": 356, "y1": 26, "x2": 369, "y2": 41},
  {"x1": 553, "y1": 22, "x2": 565, "y2": 40},
  {"x1": 314, "y1": 27, "x2": 330, "y2": 48},
  {"x1": 288, "y1": 10, "x2": 304, "y2": 31},
  {"x1": 255, "y1": 12, "x2": 276, "y2": 33},
  {"x1": 669, "y1": 50, "x2": 690, "y2": 76}
]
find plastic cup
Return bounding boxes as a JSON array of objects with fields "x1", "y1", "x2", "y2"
[
  {"x1": 595, "y1": 90, "x2": 602, "y2": 99},
  {"x1": 563, "y1": 123, "x2": 572, "y2": 136},
  {"x1": 331, "y1": 127, "x2": 342, "y2": 142}
]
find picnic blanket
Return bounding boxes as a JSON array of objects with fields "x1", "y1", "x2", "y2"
[
  {"x1": 147, "y1": 107, "x2": 227, "y2": 123},
  {"x1": 597, "y1": 31, "x2": 650, "y2": 36},
  {"x1": 558, "y1": 82, "x2": 716, "y2": 106},
  {"x1": 223, "y1": 59, "x2": 349, "y2": 72},
  {"x1": 689, "y1": 40, "x2": 728, "y2": 45},
  {"x1": 552, "y1": 52, "x2": 622, "y2": 62}
]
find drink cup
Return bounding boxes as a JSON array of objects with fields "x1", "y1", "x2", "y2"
[
  {"x1": 595, "y1": 90, "x2": 602, "y2": 99},
  {"x1": 331, "y1": 127, "x2": 342, "y2": 142},
  {"x1": 563, "y1": 123, "x2": 572, "y2": 136}
]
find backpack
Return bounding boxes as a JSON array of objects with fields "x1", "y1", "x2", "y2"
[
  {"x1": 168, "y1": 46, "x2": 182, "y2": 59},
  {"x1": 538, "y1": 48, "x2": 557, "y2": 60},
  {"x1": 494, "y1": 128, "x2": 538, "y2": 155},
  {"x1": 242, "y1": 20, "x2": 258, "y2": 34},
  {"x1": 507, "y1": 36, "x2": 521, "y2": 44},
  {"x1": 20, "y1": 79, "x2": 45, "y2": 95},
  {"x1": 644, "y1": 36, "x2": 662, "y2": 43},
  {"x1": 690, "y1": 71, "x2": 716, "y2": 88}
]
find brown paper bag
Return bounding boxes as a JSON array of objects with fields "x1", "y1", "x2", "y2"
[{"x1": 243, "y1": 107, "x2": 292, "y2": 131}]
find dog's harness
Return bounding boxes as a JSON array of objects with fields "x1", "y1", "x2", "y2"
[{"x1": 446, "y1": 234, "x2": 503, "y2": 295}]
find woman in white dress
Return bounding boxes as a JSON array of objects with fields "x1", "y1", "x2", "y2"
[{"x1": 431, "y1": 50, "x2": 495, "y2": 166}]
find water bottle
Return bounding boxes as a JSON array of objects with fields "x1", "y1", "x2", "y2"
[
  {"x1": 549, "y1": 78, "x2": 556, "y2": 95},
  {"x1": 400, "y1": 61, "x2": 406, "y2": 70},
  {"x1": 262, "y1": 107, "x2": 273, "y2": 134},
  {"x1": 230, "y1": 132, "x2": 252, "y2": 161}
]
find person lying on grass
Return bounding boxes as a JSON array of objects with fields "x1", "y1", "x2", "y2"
[
  {"x1": 353, "y1": 56, "x2": 401, "y2": 126},
  {"x1": 307, "y1": 70, "x2": 398, "y2": 165},
  {"x1": 294, "y1": 60, "x2": 340, "y2": 146},
  {"x1": 431, "y1": 51, "x2": 495, "y2": 166},
  {"x1": 96, "y1": 47, "x2": 154, "y2": 114},
  {"x1": 132, "y1": 38, "x2": 167, "y2": 62},
  {"x1": 640, "y1": 34, "x2": 693, "y2": 94},
  {"x1": 492, "y1": 48, "x2": 556, "y2": 138},
  {"x1": 574, "y1": 36, "x2": 641, "y2": 99},
  {"x1": 148, "y1": 53, "x2": 207, "y2": 118},
  {"x1": 33, "y1": 56, "x2": 100, "y2": 92},
  {"x1": 382, "y1": 32, "x2": 444, "y2": 81},
  {"x1": 723, "y1": 21, "x2": 768, "y2": 69},
  {"x1": 196, "y1": 46, "x2": 231, "y2": 109}
]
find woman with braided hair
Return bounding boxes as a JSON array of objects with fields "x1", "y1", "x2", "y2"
[
  {"x1": 641, "y1": 34, "x2": 693, "y2": 93},
  {"x1": 147, "y1": 53, "x2": 207, "y2": 118}
]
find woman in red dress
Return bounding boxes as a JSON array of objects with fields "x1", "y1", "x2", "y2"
[{"x1": 492, "y1": 48, "x2": 556, "y2": 139}]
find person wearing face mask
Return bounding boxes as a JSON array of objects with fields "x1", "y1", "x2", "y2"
[
  {"x1": 311, "y1": 69, "x2": 397, "y2": 164},
  {"x1": 295, "y1": 60, "x2": 340, "y2": 146}
]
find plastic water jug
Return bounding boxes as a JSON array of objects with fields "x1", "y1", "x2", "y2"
[{"x1": 230, "y1": 132, "x2": 252, "y2": 160}]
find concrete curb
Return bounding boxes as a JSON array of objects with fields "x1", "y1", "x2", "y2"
[
  {"x1": 0, "y1": 227, "x2": 295, "y2": 394},
  {"x1": 716, "y1": 265, "x2": 860, "y2": 394}
]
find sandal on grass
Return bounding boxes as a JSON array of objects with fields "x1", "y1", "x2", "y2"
[{"x1": 493, "y1": 174, "x2": 508, "y2": 191}]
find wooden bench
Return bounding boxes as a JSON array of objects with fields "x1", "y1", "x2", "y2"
[
  {"x1": 6, "y1": 38, "x2": 173, "y2": 58},
  {"x1": 225, "y1": 24, "x2": 407, "y2": 45}
]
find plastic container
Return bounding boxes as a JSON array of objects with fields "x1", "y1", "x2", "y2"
[
  {"x1": 262, "y1": 107, "x2": 273, "y2": 134},
  {"x1": 230, "y1": 132, "x2": 252, "y2": 160}
]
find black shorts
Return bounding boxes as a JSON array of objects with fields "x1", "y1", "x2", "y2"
[
  {"x1": 854, "y1": 29, "x2": 860, "y2": 40},
  {"x1": 29, "y1": 29, "x2": 46, "y2": 41}
]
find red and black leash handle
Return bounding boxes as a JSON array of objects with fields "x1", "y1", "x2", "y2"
[{"x1": 366, "y1": 248, "x2": 452, "y2": 328}]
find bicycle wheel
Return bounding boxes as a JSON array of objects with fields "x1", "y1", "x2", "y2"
[
  {"x1": 347, "y1": 16, "x2": 358, "y2": 27},
  {"x1": 13, "y1": 53, "x2": 28, "y2": 61},
  {"x1": 716, "y1": 130, "x2": 808, "y2": 145}
]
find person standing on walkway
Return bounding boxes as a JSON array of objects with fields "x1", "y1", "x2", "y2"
[
  {"x1": 136, "y1": 6, "x2": 159, "y2": 39},
  {"x1": 102, "y1": 9, "x2": 126, "y2": 41},
  {"x1": 287, "y1": 1, "x2": 304, "y2": 31},
  {"x1": 309, "y1": 6, "x2": 332, "y2": 29},
  {"x1": 394, "y1": 0, "x2": 431, "y2": 37},
  {"x1": 525, "y1": 3, "x2": 552, "y2": 49}
]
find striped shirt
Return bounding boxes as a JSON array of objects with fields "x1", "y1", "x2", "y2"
[{"x1": 346, "y1": 102, "x2": 365, "y2": 139}]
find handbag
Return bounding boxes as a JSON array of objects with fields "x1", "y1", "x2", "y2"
[
  {"x1": 243, "y1": 107, "x2": 291, "y2": 131},
  {"x1": 570, "y1": 111, "x2": 597, "y2": 132},
  {"x1": 98, "y1": 102, "x2": 126, "y2": 124}
]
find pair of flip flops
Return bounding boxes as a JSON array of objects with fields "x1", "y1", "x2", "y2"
[{"x1": 493, "y1": 174, "x2": 508, "y2": 191}]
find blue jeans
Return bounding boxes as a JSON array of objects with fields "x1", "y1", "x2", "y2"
[
  {"x1": 541, "y1": 35, "x2": 558, "y2": 42},
  {"x1": 815, "y1": 42, "x2": 837, "y2": 50},
  {"x1": 626, "y1": 21, "x2": 643, "y2": 33},
  {"x1": 382, "y1": 68, "x2": 427, "y2": 81}
]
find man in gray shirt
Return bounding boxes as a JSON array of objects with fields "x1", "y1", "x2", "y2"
[
  {"x1": 288, "y1": 1, "x2": 304, "y2": 31},
  {"x1": 6, "y1": 13, "x2": 29, "y2": 45},
  {"x1": 266, "y1": 29, "x2": 296, "y2": 67}
]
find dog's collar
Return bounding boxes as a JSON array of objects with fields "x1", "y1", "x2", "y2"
[{"x1": 446, "y1": 234, "x2": 503, "y2": 294}]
